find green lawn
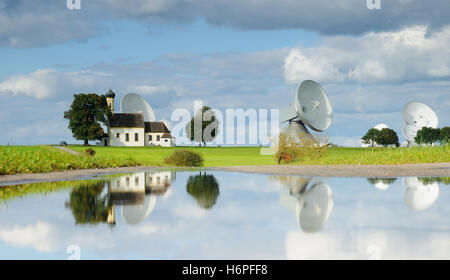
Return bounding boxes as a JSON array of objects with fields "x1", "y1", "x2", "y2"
[{"x1": 0, "y1": 145, "x2": 448, "y2": 175}]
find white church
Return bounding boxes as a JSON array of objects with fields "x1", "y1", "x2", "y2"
[{"x1": 101, "y1": 89, "x2": 175, "y2": 147}]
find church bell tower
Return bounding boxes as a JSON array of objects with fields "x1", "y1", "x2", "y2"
[{"x1": 105, "y1": 88, "x2": 116, "y2": 113}]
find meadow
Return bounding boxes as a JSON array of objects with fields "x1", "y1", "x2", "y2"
[{"x1": 0, "y1": 145, "x2": 448, "y2": 175}]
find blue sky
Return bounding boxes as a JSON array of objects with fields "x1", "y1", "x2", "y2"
[{"x1": 0, "y1": 0, "x2": 449, "y2": 146}]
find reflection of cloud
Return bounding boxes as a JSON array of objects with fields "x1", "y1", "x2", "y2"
[
  {"x1": 0, "y1": 222, "x2": 56, "y2": 252},
  {"x1": 137, "y1": 223, "x2": 169, "y2": 235},
  {"x1": 173, "y1": 204, "x2": 208, "y2": 219},
  {"x1": 286, "y1": 229, "x2": 450, "y2": 260}
]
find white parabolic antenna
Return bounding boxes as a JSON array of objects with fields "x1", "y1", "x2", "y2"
[
  {"x1": 295, "y1": 182, "x2": 334, "y2": 233},
  {"x1": 121, "y1": 195, "x2": 157, "y2": 225},
  {"x1": 403, "y1": 177, "x2": 439, "y2": 211},
  {"x1": 121, "y1": 93, "x2": 156, "y2": 122},
  {"x1": 402, "y1": 102, "x2": 438, "y2": 143},
  {"x1": 280, "y1": 80, "x2": 333, "y2": 138},
  {"x1": 374, "y1": 123, "x2": 389, "y2": 130}
]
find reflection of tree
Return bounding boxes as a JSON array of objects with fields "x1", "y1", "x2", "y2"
[
  {"x1": 186, "y1": 172, "x2": 220, "y2": 209},
  {"x1": 68, "y1": 182, "x2": 110, "y2": 224},
  {"x1": 418, "y1": 177, "x2": 450, "y2": 185},
  {"x1": 367, "y1": 178, "x2": 397, "y2": 185}
]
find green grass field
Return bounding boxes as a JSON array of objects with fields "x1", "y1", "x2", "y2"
[{"x1": 0, "y1": 145, "x2": 449, "y2": 175}]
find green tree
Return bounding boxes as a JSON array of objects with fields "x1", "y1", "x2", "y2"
[
  {"x1": 186, "y1": 172, "x2": 220, "y2": 209},
  {"x1": 376, "y1": 128, "x2": 400, "y2": 147},
  {"x1": 64, "y1": 93, "x2": 111, "y2": 145},
  {"x1": 415, "y1": 127, "x2": 441, "y2": 145},
  {"x1": 362, "y1": 128, "x2": 380, "y2": 147},
  {"x1": 440, "y1": 127, "x2": 450, "y2": 144},
  {"x1": 68, "y1": 182, "x2": 109, "y2": 224},
  {"x1": 185, "y1": 106, "x2": 219, "y2": 146}
]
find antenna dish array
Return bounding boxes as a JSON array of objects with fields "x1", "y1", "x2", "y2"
[
  {"x1": 402, "y1": 102, "x2": 438, "y2": 145},
  {"x1": 280, "y1": 80, "x2": 333, "y2": 139},
  {"x1": 121, "y1": 93, "x2": 156, "y2": 122}
]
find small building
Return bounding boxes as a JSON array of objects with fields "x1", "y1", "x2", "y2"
[{"x1": 104, "y1": 89, "x2": 175, "y2": 147}]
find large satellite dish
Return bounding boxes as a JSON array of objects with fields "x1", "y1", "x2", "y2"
[
  {"x1": 402, "y1": 102, "x2": 438, "y2": 145},
  {"x1": 403, "y1": 177, "x2": 439, "y2": 211},
  {"x1": 121, "y1": 195, "x2": 156, "y2": 225},
  {"x1": 121, "y1": 93, "x2": 156, "y2": 122},
  {"x1": 296, "y1": 182, "x2": 334, "y2": 233},
  {"x1": 280, "y1": 80, "x2": 333, "y2": 138}
]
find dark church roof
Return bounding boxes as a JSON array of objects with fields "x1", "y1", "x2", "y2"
[
  {"x1": 105, "y1": 89, "x2": 116, "y2": 98},
  {"x1": 145, "y1": 122, "x2": 170, "y2": 133},
  {"x1": 110, "y1": 113, "x2": 144, "y2": 128}
]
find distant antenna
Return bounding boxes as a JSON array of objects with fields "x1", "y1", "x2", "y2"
[
  {"x1": 280, "y1": 80, "x2": 333, "y2": 139},
  {"x1": 121, "y1": 93, "x2": 156, "y2": 122},
  {"x1": 402, "y1": 102, "x2": 438, "y2": 146}
]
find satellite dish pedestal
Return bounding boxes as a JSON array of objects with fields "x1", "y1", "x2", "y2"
[{"x1": 284, "y1": 120, "x2": 312, "y2": 140}]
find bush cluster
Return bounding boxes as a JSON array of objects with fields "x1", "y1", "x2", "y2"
[
  {"x1": 275, "y1": 132, "x2": 328, "y2": 164},
  {"x1": 164, "y1": 150, "x2": 204, "y2": 167}
]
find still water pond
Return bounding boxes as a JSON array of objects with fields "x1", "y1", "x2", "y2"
[{"x1": 0, "y1": 170, "x2": 449, "y2": 259}]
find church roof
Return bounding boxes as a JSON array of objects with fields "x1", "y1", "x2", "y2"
[
  {"x1": 145, "y1": 122, "x2": 170, "y2": 133},
  {"x1": 105, "y1": 89, "x2": 116, "y2": 98},
  {"x1": 110, "y1": 113, "x2": 144, "y2": 128}
]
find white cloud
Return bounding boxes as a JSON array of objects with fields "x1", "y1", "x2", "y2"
[
  {"x1": 0, "y1": 222, "x2": 56, "y2": 252},
  {"x1": 284, "y1": 25, "x2": 450, "y2": 84}
]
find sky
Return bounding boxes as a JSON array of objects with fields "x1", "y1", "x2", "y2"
[{"x1": 0, "y1": 0, "x2": 449, "y2": 146}]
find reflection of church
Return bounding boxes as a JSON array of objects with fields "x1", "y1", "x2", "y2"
[{"x1": 107, "y1": 171, "x2": 175, "y2": 225}]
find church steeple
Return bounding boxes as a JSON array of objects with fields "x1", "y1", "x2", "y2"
[{"x1": 105, "y1": 89, "x2": 116, "y2": 113}]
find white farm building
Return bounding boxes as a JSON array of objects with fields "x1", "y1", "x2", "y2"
[{"x1": 102, "y1": 89, "x2": 175, "y2": 147}]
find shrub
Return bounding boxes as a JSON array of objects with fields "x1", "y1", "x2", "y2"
[
  {"x1": 164, "y1": 150, "x2": 204, "y2": 167},
  {"x1": 85, "y1": 148, "x2": 96, "y2": 156},
  {"x1": 275, "y1": 132, "x2": 328, "y2": 164}
]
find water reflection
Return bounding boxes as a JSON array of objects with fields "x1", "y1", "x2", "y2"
[
  {"x1": 186, "y1": 172, "x2": 220, "y2": 209},
  {"x1": 274, "y1": 176, "x2": 334, "y2": 233},
  {"x1": 66, "y1": 171, "x2": 175, "y2": 226},
  {"x1": 366, "y1": 178, "x2": 397, "y2": 191},
  {"x1": 367, "y1": 176, "x2": 443, "y2": 211},
  {"x1": 404, "y1": 177, "x2": 439, "y2": 211}
]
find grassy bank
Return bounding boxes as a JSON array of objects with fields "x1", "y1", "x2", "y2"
[
  {"x1": 0, "y1": 145, "x2": 139, "y2": 175},
  {"x1": 0, "y1": 145, "x2": 449, "y2": 175}
]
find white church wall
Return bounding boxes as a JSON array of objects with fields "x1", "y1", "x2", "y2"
[{"x1": 110, "y1": 128, "x2": 145, "y2": 146}]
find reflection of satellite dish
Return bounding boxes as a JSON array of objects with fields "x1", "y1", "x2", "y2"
[
  {"x1": 121, "y1": 93, "x2": 156, "y2": 122},
  {"x1": 402, "y1": 102, "x2": 438, "y2": 144},
  {"x1": 121, "y1": 195, "x2": 156, "y2": 224},
  {"x1": 404, "y1": 177, "x2": 439, "y2": 211},
  {"x1": 374, "y1": 181, "x2": 389, "y2": 191},
  {"x1": 374, "y1": 123, "x2": 388, "y2": 130},
  {"x1": 280, "y1": 80, "x2": 333, "y2": 137},
  {"x1": 296, "y1": 182, "x2": 334, "y2": 233}
]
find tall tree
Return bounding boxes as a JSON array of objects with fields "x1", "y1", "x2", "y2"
[
  {"x1": 376, "y1": 128, "x2": 400, "y2": 147},
  {"x1": 185, "y1": 106, "x2": 219, "y2": 146},
  {"x1": 415, "y1": 127, "x2": 441, "y2": 145},
  {"x1": 362, "y1": 128, "x2": 380, "y2": 147},
  {"x1": 64, "y1": 93, "x2": 111, "y2": 145},
  {"x1": 439, "y1": 127, "x2": 450, "y2": 144}
]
